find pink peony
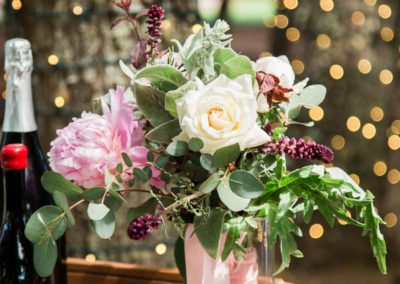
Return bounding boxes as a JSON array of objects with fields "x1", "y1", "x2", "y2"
[{"x1": 48, "y1": 86, "x2": 164, "y2": 189}]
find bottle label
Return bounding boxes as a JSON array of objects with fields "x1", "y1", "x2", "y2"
[{"x1": 3, "y1": 39, "x2": 38, "y2": 132}]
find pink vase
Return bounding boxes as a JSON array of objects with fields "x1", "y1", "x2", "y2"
[{"x1": 184, "y1": 224, "x2": 259, "y2": 284}]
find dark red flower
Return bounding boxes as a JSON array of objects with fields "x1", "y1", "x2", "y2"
[
  {"x1": 127, "y1": 213, "x2": 162, "y2": 240},
  {"x1": 256, "y1": 71, "x2": 293, "y2": 108},
  {"x1": 112, "y1": 0, "x2": 132, "y2": 12}
]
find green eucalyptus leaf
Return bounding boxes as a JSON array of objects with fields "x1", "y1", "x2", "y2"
[
  {"x1": 166, "y1": 140, "x2": 188, "y2": 157},
  {"x1": 87, "y1": 203, "x2": 110, "y2": 221},
  {"x1": 188, "y1": 138, "x2": 204, "y2": 152},
  {"x1": 214, "y1": 48, "x2": 237, "y2": 71},
  {"x1": 53, "y1": 191, "x2": 75, "y2": 225},
  {"x1": 127, "y1": 198, "x2": 159, "y2": 221},
  {"x1": 135, "y1": 83, "x2": 174, "y2": 126},
  {"x1": 194, "y1": 208, "x2": 226, "y2": 259},
  {"x1": 134, "y1": 168, "x2": 150, "y2": 183},
  {"x1": 165, "y1": 81, "x2": 196, "y2": 117},
  {"x1": 212, "y1": 143, "x2": 240, "y2": 168},
  {"x1": 199, "y1": 172, "x2": 221, "y2": 194},
  {"x1": 291, "y1": 84, "x2": 327, "y2": 109},
  {"x1": 145, "y1": 119, "x2": 182, "y2": 144},
  {"x1": 229, "y1": 170, "x2": 264, "y2": 198},
  {"x1": 91, "y1": 211, "x2": 116, "y2": 239},
  {"x1": 34, "y1": 237, "x2": 58, "y2": 277},
  {"x1": 83, "y1": 187, "x2": 106, "y2": 201},
  {"x1": 220, "y1": 55, "x2": 255, "y2": 81},
  {"x1": 217, "y1": 178, "x2": 250, "y2": 212},
  {"x1": 155, "y1": 154, "x2": 169, "y2": 168},
  {"x1": 200, "y1": 154, "x2": 216, "y2": 172},
  {"x1": 41, "y1": 172, "x2": 82, "y2": 202},
  {"x1": 174, "y1": 236, "x2": 187, "y2": 283},
  {"x1": 135, "y1": 65, "x2": 188, "y2": 92},
  {"x1": 121, "y1": 152, "x2": 133, "y2": 167}
]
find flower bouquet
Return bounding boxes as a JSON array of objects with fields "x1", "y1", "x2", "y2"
[{"x1": 25, "y1": 2, "x2": 387, "y2": 283}]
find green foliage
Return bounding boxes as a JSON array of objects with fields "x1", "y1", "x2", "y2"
[
  {"x1": 174, "y1": 237, "x2": 187, "y2": 283},
  {"x1": 41, "y1": 172, "x2": 82, "y2": 202},
  {"x1": 199, "y1": 172, "x2": 221, "y2": 193},
  {"x1": 83, "y1": 187, "x2": 106, "y2": 201},
  {"x1": 135, "y1": 65, "x2": 188, "y2": 93},
  {"x1": 212, "y1": 143, "x2": 240, "y2": 168},
  {"x1": 53, "y1": 191, "x2": 75, "y2": 225},
  {"x1": 127, "y1": 198, "x2": 159, "y2": 221},
  {"x1": 145, "y1": 119, "x2": 181, "y2": 143},
  {"x1": 194, "y1": 208, "x2": 226, "y2": 259},
  {"x1": 133, "y1": 168, "x2": 150, "y2": 183},
  {"x1": 165, "y1": 81, "x2": 196, "y2": 117},
  {"x1": 91, "y1": 211, "x2": 115, "y2": 239},
  {"x1": 87, "y1": 203, "x2": 110, "y2": 221},
  {"x1": 34, "y1": 237, "x2": 58, "y2": 277},
  {"x1": 200, "y1": 154, "x2": 216, "y2": 172},
  {"x1": 220, "y1": 55, "x2": 255, "y2": 82},
  {"x1": 214, "y1": 48, "x2": 237, "y2": 72},
  {"x1": 121, "y1": 152, "x2": 133, "y2": 167},
  {"x1": 229, "y1": 170, "x2": 264, "y2": 198},
  {"x1": 217, "y1": 178, "x2": 250, "y2": 212},
  {"x1": 135, "y1": 83, "x2": 174, "y2": 126},
  {"x1": 166, "y1": 140, "x2": 189, "y2": 157},
  {"x1": 188, "y1": 138, "x2": 204, "y2": 152}
]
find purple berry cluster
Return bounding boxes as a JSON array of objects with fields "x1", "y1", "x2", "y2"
[
  {"x1": 266, "y1": 138, "x2": 334, "y2": 163},
  {"x1": 127, "y1": 213, "x2": 162, "y2": 240},
  {"x1": 146, "y1": 5, "x2": 164, "y2": 59}
]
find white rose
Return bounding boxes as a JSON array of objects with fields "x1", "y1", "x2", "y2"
[
  {"x1": 174, "y1": 74, "x2": 270, "y2": 154},
  {"x1": 254, "y1": 56, "x2": 309, "y2": 113}
]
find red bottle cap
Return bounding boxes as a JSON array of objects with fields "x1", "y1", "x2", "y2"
[{"x1": 1, "y1": 144, "x2": 28, "y2": 170}]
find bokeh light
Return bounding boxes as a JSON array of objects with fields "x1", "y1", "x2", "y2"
[
  {"x1": 286, "y1": 27, "x2": 300, "y2": 42},
  {"x1": 378, "y1": 4, "x2": 392, "y2": 19},
  {"x1": 363, "y1": 0, "x2": 376, "y2": 6},
  {"x1": 384, "y1": 213, "x2": 398, "y2": 228},
  {"x1": 387, "y1": 169, "x2": 400, "y2": 185},
  {"x1": 362, "y1": 123, "x2": 376, "y2": 139},
  {"x1": 316, "y1": 34, "x2": 331, "y2": 49},
  {"x1": 309, "y1": 107, "x2": 324, "y2": 121},
  {"x1": 373, "y1": 161, "x2": 387, "y2": 177},
  {"x1": 350, "y1": 173, "x2": 360, "y2": 185},
  {"x1": 309, "y1": 223, "x2": 324, "y2": 239},
  {"x1": 379, "y1": 69, "x2": 393, "y2": 85},
  {"x1": 275, "y1": 14, "x2": 289, "y2": 29},
  {"x1": 155, "y1": 243, "x2": 167, "y2": 255},
  {"x1": 357, "y1": 59, "x2": 372, "y2": 74},
  {"x1": 72, "y1": 5, "x2": 83, "y2": 15},
  {"x1": 351, "y1": 11, "x2": 365, "y2": 26},
  {"x1": 291, "y1": 59, "x2": 304, "y2": 74},
  {"x1": 331, "y1": 135, "x2": 345, "y2": 150},
  {"x1": 48, "y1": 54, "x2": 59, "y2": 65},
  {"x1": 320, "y1": 0, "x2": 334, "y2": 12},
  {"x1": 380, "y1": 27, "x2": 394, "y2": 42},
  {"x1": 283, "y1": 0, "x2": 298, "y2": 10},
  {"x1": 54, "y1": 96, "x2": 65, "y2": 108},
  {"x1": 85, "y1": 253, "x2": 96, "y2": 262},
  {"x1": 388, "y1": 135, "x2": 400, "y2": 150},
  {"x1": 191, "y1": 24, "x2": 202, "y2": 34},
  {"x1": 329, "y1": 64, "x2": 344, "y2": 80},
  {"x1": 12, "y1": 0, "x2": 22, "y2": 10},
  {"x1": 346, "y1": 116, "x2": 361, "y2": 132},
  {"x1": 370, "y1": 107, "x2": 384, "y2": 122}
]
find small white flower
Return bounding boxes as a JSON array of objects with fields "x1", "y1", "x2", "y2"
[{"x1": 174, "y1": 74, "x2": 270, "y2": 154}]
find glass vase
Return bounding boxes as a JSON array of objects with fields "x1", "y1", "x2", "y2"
[{"x1": 254, "y1": 218, "x2": 275, "y2": 284}]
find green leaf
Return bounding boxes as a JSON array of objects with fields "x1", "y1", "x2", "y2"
[
  {"x1": 188, "y1": 138, "x2": 204, "y2": 152},
  {"x1": 127, "y1": 198, "x2": 159, "y2": 221},
  {"x1": 214, "y1": 48, "x2": 237, "y2": 71},
  {"x1": 135, "y1": 65, "x2": 188, "y2": 93},
  {"x1": 121, "y1": 152, "x2": 133, "y2": 167},
  {"x1": 91, "y1": 211, "x2": 116, "y2": 239},
  {"x1": 53, "y1": 191, "x2": 75, "y2": 225},
  {"x1": 133, "y1": 168, "x2": 150, "y2": 183},
  {"x1": 87, "y1": 203, "x2": 110, "y2": 221},
  {"x1": 194, "y1": 208, "x2": 226, "y2": 259},
  {"x1": 135, "y1": 83, "x2": 174, "y2": 126},
  {"x1": 116, "y1": 163, "x2": 123, "y2": 174},
  {"x1": 217, "y1": 178, "x2": 250, "y2": 212},
  {"x1": 145, "y1": 119, "x2": 182, "y2": 144},
  {"x1": 34, "y1": 237, "x2": 58, "y2": 277},
  {"x1": 303, "y1": 199, "x2": 314, "y2": 224},
  {"x1": 83, "y1": 187, "x2": 106, "y2": 201},
  {"x1": 221, "y1": 223, "x2": 240, "y2": 261},
  {"x1": 220, "y1": 55, "x2": 255, "y2": 81},
  {"x1": 154, "y1": 154, "x2": 169, "y2": 168},
  {"x1": 199, "y1": 173, "x2": 221, "y2": 193},
  {"x1": 229, "y1": 170, "x2": 264, "y2": 198},
  {"x1": 41, "y1": 172, "x2": 82, "y2": 202},
  {"x1": 292, "y1": 84, "x2": 327, "y2": 109},
  {"x1": 212, "y1": 143, "x2": 240, "y2": 168},
  {"x1": 276, "y1": 192, "x2": 293, "y2": 222},
  {"x1": 315, "y1": 197, "x2": 335, "y2": 227},
  {"x1": 25, "y1": 206, "x2": 67, "y2": 242},
  {"x1": 200, "y1": 154, "x2": 216, "y2": 172},
  {"x1": 165, "y1": 81, "x2": 196, "y2": 117},
  {"x1": 166, "y1": 140, "x2": 188, "y2": 157},
  {"x1": 174, "y1": 237, "x2": 187, "y2": 283}
]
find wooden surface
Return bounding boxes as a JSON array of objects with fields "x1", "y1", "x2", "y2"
[{"x1": 67, "y1": 257, "x2": 291, "y2": 284}]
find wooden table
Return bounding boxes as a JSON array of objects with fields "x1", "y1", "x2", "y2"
[{"x1": 67, "y1": 258, "x2": 290, "y2": 284}]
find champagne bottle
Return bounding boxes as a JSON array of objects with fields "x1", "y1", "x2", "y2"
[{"x1": 0, "y1": 38, "x2": 67, "y2": 284}]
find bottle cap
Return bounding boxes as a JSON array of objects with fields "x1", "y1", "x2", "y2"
[
  {"x1": 1, "y1": 144, "x2": 28, "y2": 170},
  {"x1": 4, "y1": 38, "x2": 33, "y2": 73}
]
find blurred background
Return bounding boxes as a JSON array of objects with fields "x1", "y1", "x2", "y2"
[{"x1": 1, "y1": 0, "x2": 399, "y2": 283}]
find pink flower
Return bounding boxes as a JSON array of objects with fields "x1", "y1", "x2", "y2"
[{"x1": 48, "y1": 86, "x2": 164, "y2": 189}]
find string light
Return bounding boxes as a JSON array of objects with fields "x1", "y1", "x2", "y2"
[
  {"x1": 364, "y1": 0, "x2": 376, "y2": 6},
  {"x1": 291, "y1": 59, "x2": 304, "y2": 74},
  {"x1": 378, "y1": 4, "x2": 392, "y2": 19},
  {"x1": 329, "y1": 64, "x2": 344, "y2": 80},
  {"x1": 370, "y1": 106, "x2": 384, "y2": 122},
  {"x1": 85, "y1": 253, "x2": 96, "y2": 262},
  {"x1": 259, "y1": 51, "x2": 272, "y2": 58},
  {"x1": 320, "y1": 0, "x2": 334, "y2": 12},
  {"x1": 72, "y1": 5, "x2": 83, "y2": 15},
  {"x1": 384, "y1": 213, "x2": 397, "y2": 228},
  {"x1": 331, "y1": 135, "x2": 345, "y2": 150},
  {"x1": 48, "y1": 54, "x2": 59, "y2": 65},
  {"x1": 388, "y1": 135, "x2": 400, "y2": 150},
  {"x1": 191, "y1": 24, "x2": 202, "y2": 34},
  {"x1": 11, "y1": 0, "x2": 22, "y2": 10},
  {"x1": 351, "y1": 11, "x2": 365, "y2": 26},
  {"x1": 387, "y1": 169, "x2": 400, "y2": 184},
  {"x1": 54, "y1": 96, "x2": 65, "y2": 108},
  {"x1": 309, "y1": 107, "x2": 324, "y2": 121},
  {"x1": 373, "y1": 161, "x2": 387, "y2": 176},
  {"x1": 275, "y1": 15, "x2": 289, "y2": 29},
  {"x1": 349, "y1": 173, "x2": 360, "y2": 185},
  {"x1": 380, "y1": 27, "x2": 394, "y2": 42},
  {"x1": 286, "y1": 27, "x2": 300, "y2": 42},
  {"x1": 379, "y1": 69, "x2": 393, "y2": 85},
  {"x1": 362, "y1": 123, "x2": 376, "y2": 139},
  {"x1": 155, "y1": 243, "x2": 167, "y2": 255},
  {"x1": 357, "y1": 59, "x2": 372, "y2": 74},
  {"x1": 283, "y1": 0, "x2": 298, "y2": 10},
  {"x1": 162, "y1": 20, "x2": 172, "y2": 30},
  {"x1": 346, "y1": 116, "x2": 361, "y2": 132},
  {"x1": 391, "y1": 120, "x2": 400, "y2": 134},
  {"x1": 316, "y1": 34, "x2": 331, "y2": 49},
  {"x1": 309, "y1": 223, "x2": 324, "y2": 239}
]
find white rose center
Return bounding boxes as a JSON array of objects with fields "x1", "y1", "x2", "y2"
[{"x1": 207, "y1": 107, "x2": 234, "y2": 130}]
